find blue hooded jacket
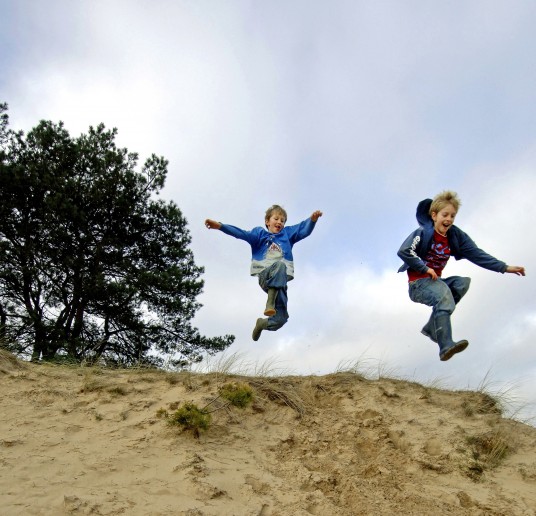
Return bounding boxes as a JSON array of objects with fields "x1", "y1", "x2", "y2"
[
  {"x1": 220, "y1": 217, "x2": 317, "y2": 278},
  {"x1": 397, "y1": 199, "x2": 507, "y2": 275}
]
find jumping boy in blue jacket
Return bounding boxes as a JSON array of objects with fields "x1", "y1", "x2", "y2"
[
  {"x1": 397, "y1": 191, "x2": 525, "y2": 361},
  {"x1": 205, "y1": 205, "x2": 323, "y2": 341}
]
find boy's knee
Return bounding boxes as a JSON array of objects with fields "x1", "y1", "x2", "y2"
[
  {"x1": 452, "y1": 277, "x2": 471, "y2": 303},
  {"x1": 268, "y1": 319, "x2": 287, "y2": 331},
  {"x1": 451, "y1": 276, "x2": 471, "y2": 289},
  {"x1": 460, "y1": 277, "x2": 471, "y2": 295},
  {"x1": 272, "y1": 261, "x2": 287, "y2": 274},
  {"x1": 269, "y1": 312, "x2": 289, "y2": 330},
  {"x1": 264, "y1": 262, "x2": 288, "y2": 289}
]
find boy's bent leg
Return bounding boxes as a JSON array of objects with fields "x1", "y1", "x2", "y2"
[
  {"x1": 252, "y1": 287, "x2": 289, "y2": 339},
  {"x1": 259, "y1": 262, "x2": 288, "y2": 317},
  {"x1": 409, "y1": 278, "x2": 468, "y2": 357},
  {"x1": 434, "y1": 277, "x2": 470, "y2": 360},
  {"x1": 266, "y1": 287, "x2": 289, "y2": 331},
  {"x1": 423, "y1": 277, "x2": 471, "y2": 341},
  {"x1": 443, "y1": 276, "x2": 471, "y2": 305},
  {"x1": 409, "y1": 278, "x2": 456, "y2": 314},
  {"x1": 259, "y1": 262, "x2": 288, "y2": 290},
  {"x1": 252, "y1": 287, "x2": 289, "y2": 340}
]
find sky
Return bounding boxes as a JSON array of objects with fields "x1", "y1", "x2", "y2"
[{"x1": 1, "y1": 0, "x2": 535, "y2": 422}]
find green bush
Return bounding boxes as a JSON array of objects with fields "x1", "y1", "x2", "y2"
[
  {"x1": 168, "y1": 402, "x2": 211, "y2": 437},
  {"x1": 219, "y1": 382, "x2": 254, "y2": 408}
]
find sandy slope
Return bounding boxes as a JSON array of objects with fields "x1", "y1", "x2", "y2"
[{"x1": 1, "y1": 350, "x2": 535, "y2": 515}]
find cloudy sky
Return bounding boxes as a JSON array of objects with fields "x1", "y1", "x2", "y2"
[{"x1": 2, "y1": 0, "x2": 535, "y2": 421}]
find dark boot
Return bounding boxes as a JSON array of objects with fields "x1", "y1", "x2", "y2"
[
  {"x1": 252, "y1": 318, "x2": 268, "y2": 341},
  {"x1": 421, "y1": 315, "x2": 437, "y2": 343},
  {"x1": 264, "y1": 288, "x2": 277, "y2": 316},
  {"x1": 434, "y1": 314, "x2": 469, "y2": 361}
]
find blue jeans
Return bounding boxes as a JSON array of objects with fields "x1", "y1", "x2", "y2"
[
  {"x1": 409, "y1": 276, "x2": 471, "y2": 316},
  {"x1": 258, "y1": 261, "x2": 289, "y2": 331}
]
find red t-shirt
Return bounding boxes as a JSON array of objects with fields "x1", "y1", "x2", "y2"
[{"x1": 408, "y1": 231, "x2": 451, "y2": 282}]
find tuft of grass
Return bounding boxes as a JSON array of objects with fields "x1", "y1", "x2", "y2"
[
  {"x1": 0, "y1": 348, "x2": 27, "y2": 375},
  {"x1": 465, "y1": 429, "x2": 511, "y2": 479},
  {"x1": 167, "y1": 402, "x2": 212, "y2": 438},
  {"x1": 461, "y1": 392, "x2": 501, "y2": 417},
  {"x1": 164, "y1": 372, "x2": 182, "y2": 385},
  {"x1": 219, "y1": 382, "x2": 254, "y2": 408},
  {"x1": 480, "y1": 393, "x2": 504, "y2": 415},
  {"x1": 334, "y1": 355, "x2": 377, "y2": 379},
  {"x1": 192, "y1": 351, "x2": 293, "y2": 379},
  {"x1": 250, "y1": 357, "x2": 292, "y2": 378},
  {"x1": 79, "y1": 377, "x2": 107, "y2": 393},
  {"x1": 108, "y1": 385, "x2": 128, "y2": 396},
  {"x1": 43, "y1": 355, "x2": 82, "y2": 366},
  {"x1": 249, "y1": 377, "x2": 311, "y2": 417},
  {"x1": 473, "y1": 368, "x2": 527, "y2": 418},
  {"x1": 462, "y1": 400, "x2": 475, "y2": 417},
  {"x1": 193, "y1": 352, "x2": 247, "y2": 376},
  {"x1": 79, "y1": 372, "x2": 129, "y2": 396},
  {"x1": 423, "y1": 376, "x2": 450, "y2": 391},
  {"x1": 156, "y1": 407, "x2": 168, "y2": 418}
]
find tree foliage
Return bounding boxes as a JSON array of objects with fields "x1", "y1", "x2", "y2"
[{"x1": 0, "y1": 104, "x2": 234, "y2": 366}]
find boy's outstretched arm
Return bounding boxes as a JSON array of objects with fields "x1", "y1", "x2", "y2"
[
  {"x1": 205, "y1": 219, "x2": 222, "y2": 230},
  {"x1": 505, "y1": 265, "x2": 526, "y2": 276},
  {"x1": 311, "y1": 210, "x2": 323, "y2": 222}
]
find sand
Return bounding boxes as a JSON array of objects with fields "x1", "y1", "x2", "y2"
[{"x1": 1, "y1": 349, "x2": 535, "y2": 515}]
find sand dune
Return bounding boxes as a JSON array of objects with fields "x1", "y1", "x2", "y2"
[{"x1": 1, "y1": 350, "x2": 535, "y2": 515}]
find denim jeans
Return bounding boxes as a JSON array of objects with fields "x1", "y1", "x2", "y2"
[
  {"x1": 258, "y1": 261, "x2": 289, "y2": 331},
  {"x1": 409, "y1": 276, "x2": 471, "y2": 316}
]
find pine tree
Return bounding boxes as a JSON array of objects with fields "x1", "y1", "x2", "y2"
[{"x1": 0, "y1": 105, "x2": 233, "y2": 366}]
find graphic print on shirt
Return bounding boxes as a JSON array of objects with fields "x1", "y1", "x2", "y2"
[
  {"x1": 266, "y1": 241, "x2": 283, "y2": 260},
  {"x1": 425, "y1": 232, "x2": 450, "y2": 275}
]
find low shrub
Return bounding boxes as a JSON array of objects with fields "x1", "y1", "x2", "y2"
[
  {"x1": 167, "y1": 402, "x2": 212, "y2": 438},
  {"x1": 219, "y1": 382, "x2": 254, "y2": 408}
]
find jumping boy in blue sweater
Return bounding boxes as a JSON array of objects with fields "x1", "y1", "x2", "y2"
[
  {"x1": 397, "y1": 191, "x2": 525, "y2": 361},
  {"x1": 205, "y1": 205, "x2": 323, "y2": 341}
]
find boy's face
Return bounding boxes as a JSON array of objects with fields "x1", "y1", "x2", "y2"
[
  {"x1": 265, "y1": 212, "x2": 286, "y2": 233},
  {"x1": 431, "y1": 203, "x2": 457, "y2": 236}
]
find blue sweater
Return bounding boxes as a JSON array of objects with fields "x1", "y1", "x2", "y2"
[
  {"x1": 397, "y1": 199, "x2": 507, "y2": 275},
  {"x1": 219, "y1": 217, "x2": 317, "y2": 278}
]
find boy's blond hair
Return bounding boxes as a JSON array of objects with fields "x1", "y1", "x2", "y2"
[
  {"x1": 430, "y1": 190, "x2": 461, "y2": 215},
  {"x1": 265, "y1": 204, "x2": 287, "y2": 223}
]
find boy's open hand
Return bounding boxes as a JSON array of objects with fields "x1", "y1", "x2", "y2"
[
  {"x1": 311, "y1": 210, "x2": 323, "y2": 222},
  {"x1": 506, "y1": 265, "x2": 526, "y2": 276},
  {"x1": 205, "y1": 219, "x2": 221, "y2": 230}
]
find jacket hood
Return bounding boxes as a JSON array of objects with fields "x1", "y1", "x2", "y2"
[{"x1": 416, "y1": 198, "x2": 433, "y2": 226}]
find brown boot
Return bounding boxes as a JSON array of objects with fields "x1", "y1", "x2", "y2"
[
  {"x1": 264, "y1": 288, "x2": 277, "y2": 316},
  {"x1": 252, "y1": 318, "x2": 268, "y2": 341}
]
